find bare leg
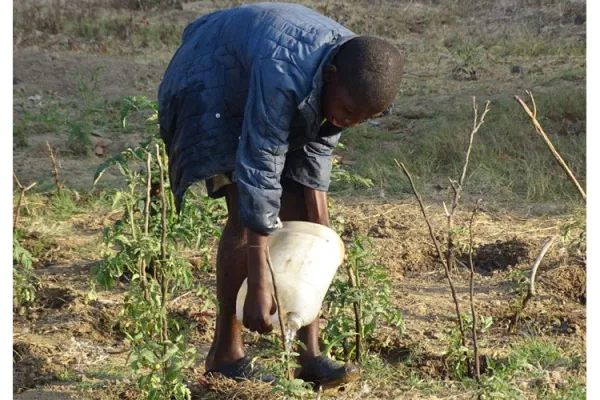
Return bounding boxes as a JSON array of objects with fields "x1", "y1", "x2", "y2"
[{"x1": 205, "y1": 185, "x2": 248, "y2": 370}]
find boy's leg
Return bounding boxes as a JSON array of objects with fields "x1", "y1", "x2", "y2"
[
  {"x1": 279, "y1": 181, "x2": 360, "y2": 387},
  {"x1": 278, "y1": 188, "x2": 321, "y2": 364},
  {"x1": 205, "y1": 184, "x2": 248, "y2": 370}
]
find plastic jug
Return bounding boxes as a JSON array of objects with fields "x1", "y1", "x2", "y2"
[{"x1": 235, "y1": 221, "x2": 345, "y2": 332}]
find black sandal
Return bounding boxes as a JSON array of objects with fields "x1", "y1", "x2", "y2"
[
  {"x1": 296, "y1": 355, "x2": 360, "y2": 389},
  {"x1": 204, "y1": 356, "x2": 277, "y2": 383}
]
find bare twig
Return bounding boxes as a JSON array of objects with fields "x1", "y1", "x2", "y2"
[
  {"x1": 46, "y1": 141, "x2": 62, "y2": 194},
  {"x1": 346, "y1": 264, "x2": 363, "y2": 364},
  {"x1": 446, "y1": 99, "x2": 491, "y2": 272},
  {"x1": 508, "y1": 235, "x2": 559, "y2": 332},
  {"x1": 356, "y1": 203, "x2": 408, "y2": 221},
  {"x1": 156, "y1": 146, "x2": 167, "y2": 263},
  {"x1": 395, "y1": 159, "x2": 466, "y2": 346},
  {"x1": 515, "y1": 91, "x2": 586, "y2": 202},
  {"x1": 156, "y1": 144, "x2": 169, "y2": 374},
  {"x1": 468, "y1": 199, "x2": 482, "y2": 380},
  {"x1": 265, "y1": 246, "x2": 293, "y2": 380},
  {"x1": 144, "y1": 152, "x2": 152, "y2": 236},
  {"x1": 315, "y1": 385, "x2": 323, "y2": 400},
  {"x1": 170, "y1": 290, "x2": 193, "y2": 305},
  {"x1": 13, "y1": 173, "x2": 36, "y2": 231},
  {"x1": 139, "y1": 151, "x2": 153, "y2": 302},
  {"x1": 404, "y1": 71, "x2": 439, "y2": 79}
]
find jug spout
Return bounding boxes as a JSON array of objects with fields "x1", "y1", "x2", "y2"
[{"x1": 286, "y1": 312, "x2": 303, "y2": 331}]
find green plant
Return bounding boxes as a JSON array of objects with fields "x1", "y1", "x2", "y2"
[
  {"x1": 120, "y1": 95, "x2": 159, "y2": 130},
  {"x1": 67, "y1": 120, "x2": 94, "y2": 155},
  {"x1": 561, "y1": 211, "x2": 586, "y2": 262},
  {"x1": 322, "y1": 237, "x2": 403, "y2": 362},
  {"x1": 13, "y1": 234, "x2": 37, "y2": 307},
  {"x1": 66, "y1": 68, "x2": 108, "y2": 155},
  {"x1": 90, "y1": 100, "x2": 222, "y2": 399},
  {"x1": 443, "y1": 313, "x2": 493, "y2": 380},
  {"x1": 268, "y1": 337, "x2": 314, "y2": 398},
  {"x1": 272, "y1": 377, "x2": 314, "y2": 398}
]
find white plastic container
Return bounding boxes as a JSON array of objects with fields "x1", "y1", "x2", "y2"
[{"x1": 235, "y1": 221, "x2": 345, "y2": 331}]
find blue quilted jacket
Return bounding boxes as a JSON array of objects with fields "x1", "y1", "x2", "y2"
[{"x1": 158, "y1": 3, "x2": 355, "y2": 235}]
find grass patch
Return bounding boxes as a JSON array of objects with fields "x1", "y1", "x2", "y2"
[
  {"x1": 335, "y1": 86, "x2": 585, "y2": 203},
  {"x1": 471, "y1": 338, "x2": 585, "y2": 399},
  {"x1": 49, "y1": 191, "x2": 83, "y2": 220}
]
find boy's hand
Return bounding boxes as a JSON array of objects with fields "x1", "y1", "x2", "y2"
[{"x1": 243, "y1": 281, "x2": 276, "y2": 334}]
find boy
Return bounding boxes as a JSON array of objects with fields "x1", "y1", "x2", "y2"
[{"x1": 158, "y1": 2, "x2": 404, "y2": 388}]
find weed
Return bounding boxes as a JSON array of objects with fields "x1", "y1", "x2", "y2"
[
  {"x1": 49, "y1": 190, "x2": 83, "y2": 220},
  {"x1": 13, "y1": 124, "x2": 28, "y2": 148}
]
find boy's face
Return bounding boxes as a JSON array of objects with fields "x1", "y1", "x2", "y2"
[{"x1": 321, "y1": 65, "x2": 387, "y2": 129}]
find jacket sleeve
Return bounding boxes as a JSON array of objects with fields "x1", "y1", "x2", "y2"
[
  {"x1": 282, "y1": 131, "x2": 342, "y2": 191},
  {"x1": 235, "y1": 58, "x2": 306, "y2": 235}
]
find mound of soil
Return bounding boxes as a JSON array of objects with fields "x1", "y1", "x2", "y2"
[
  {"x1": 13, "y1": 342, "x2": 56, "y2": 393},
  {"x1": 541, "y1": 264, "x2": 586, "y2": 304}
]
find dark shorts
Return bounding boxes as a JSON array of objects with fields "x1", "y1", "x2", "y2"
[{"x1": 206, "y1": 172, "x2": 304, "y2": 199}]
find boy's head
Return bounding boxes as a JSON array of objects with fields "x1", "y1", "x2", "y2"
[{"x1": 322, "y1": 36, "x2": 404, "y2": 128}]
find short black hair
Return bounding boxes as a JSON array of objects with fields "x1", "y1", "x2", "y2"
[{"x1": 333, "y1": 36, "x2": 404, "y2": 113}]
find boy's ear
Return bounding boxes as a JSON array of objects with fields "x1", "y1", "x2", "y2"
[{"x1": 323, "y1": 64, "x2": 338, "y2": 83}]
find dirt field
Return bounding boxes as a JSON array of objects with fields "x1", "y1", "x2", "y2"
[{"x1": 13, "y1": 0, "x2": 586, "y2": 399}]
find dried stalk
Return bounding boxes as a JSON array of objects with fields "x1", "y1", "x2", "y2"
[
  {"x1": 46, "y1": 141, "x2": 62, "y2": 194},
  {"x1": 155, "y1": 144, "x2": 169, "y2": 373},
  {"x1": 13, "y1": 173, "x2": 37, "y2": 231},
  {"x1": 144, "y1": 152, "x2": 152, "y2": 236},
  {"x1": 446, "y1": 98, "x2": 491, "y2": 272},
  {"x1": 395, "y1": 159, "x2": 466, "y2": 346},
  {"x1": 468, "y1": 199, "x2": 482, "y2": 380},
  {"x1": 265, "y1": 246, "x2": 293, "y2": 380},
  {"x1": 508, "y1": 235, "x2": 559, "y2": 333},
  {"x1": 139, "y1": 151, "x2": 152, "y2": 301},
  {"x1": 515, "y1": 91, "x2": 586, "y2": 202},
  {"x1": 346, "y1": 264, "x2": 362, "y2": 364}
]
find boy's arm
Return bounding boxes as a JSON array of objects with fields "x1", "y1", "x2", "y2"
[{"x1": 236, "y1": 59, "x2": 307, "y2": 333}]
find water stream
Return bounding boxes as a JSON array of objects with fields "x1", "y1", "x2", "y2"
[{"x1": 284, "y1": 325, "x2": 298, "y2": 354}]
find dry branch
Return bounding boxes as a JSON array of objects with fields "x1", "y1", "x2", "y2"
[
  {"x1": 446, "y1": 98, "x2": 490, "y2": 272},
  {"x1": 155, "y1": 144, "x2": 169, "y2": 373},
  {"x1": 46, "y1": 141, "x2": 62, "y2": 194},
  {"x1": 508, "y1": 235, "x2": 559, "y2": 332},
  {"x1": 13, "y1": 174, "x2": 37, "y2": 231},
  {"x1": 468, "y1": 199, "x2": 482, "y2": 380},
  {"x1": 515, "y1": 91, "x2": 586, "y2": 202},
  {"x1": 144, "y1": 152, "x2": 152, "y2": 236},
  {"x1": 395, "y1": 159, "x2": 466, "y2": 346},
  {"x1": 139, "y1": 151, "x2": 152, "y2": 301}
]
